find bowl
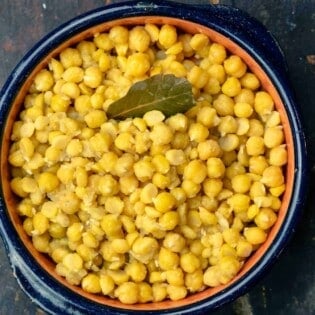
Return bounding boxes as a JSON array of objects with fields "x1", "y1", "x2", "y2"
[{"x1": 0, "y1": 1, "x2": 308, "y2": 314}]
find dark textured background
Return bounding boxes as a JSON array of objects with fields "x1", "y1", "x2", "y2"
[{"x1": 0, "y1": 1, "x2": 314, "y2": 314}]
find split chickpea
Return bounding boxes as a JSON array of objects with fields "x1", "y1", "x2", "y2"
[{"x1": 8, "y1": 23, "x2": 288, "y2": 304}]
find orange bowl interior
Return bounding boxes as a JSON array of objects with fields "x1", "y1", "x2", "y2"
[{"x1": 0, "y1": 16, "x2": 295, "y2": 311}]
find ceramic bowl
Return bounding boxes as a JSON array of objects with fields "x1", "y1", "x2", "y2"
[{"x1": 0, "y1": 1, "x2": 308, "y2": 314}]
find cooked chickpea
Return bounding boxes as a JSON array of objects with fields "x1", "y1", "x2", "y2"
[
  {"x1": 241, "y1": 72, "x2": 260, "y2": 90},
  {"x1": 115, "y1": 282, "x2": 139, "y2": 304},
  {"x1": 249, "y1": 155, "x2": 269, "y2": 175},
  {"x1": 254, "y1": 91, "x2": 274, "y2": 117},
  {"x1": 183, "y1": 160, "x2": 207, "y2": 184},
  {"x1": 224, "y1": 55, "x2": 247, "y2": 78},
  {"x1": 207, "y1": 157, "x2": 225, "y2": 178},
  {"x1": 185, "y1": 269, "x2": 204, "y2": 292},
  {"x1": 187, "y1": 66, "x2": 209, "y2": 89},
  {"x1": 227, "y1": 193, "x2": 251, "y2": 213},
  {"x1": 129, "y1": 26, "x2": 151, "y2": 52},
  {"x1": 9, "y1": 23, "x2": 287, "y2": 304},
  {"x1": 100, "y1": 274, "x2": 115, "y2": 295},
  {"x1": 158, "y1": 247, "x2": 179, "y2": 270},
  {"x1": 213, "y1": 94, "x2": 235, "y2": 116},
  {"x1": 219, "y1": 134, "x2": 239, "y2": 152},
  {"x1": 197, "y1": 139, "x2": 222, "y2": 160},
  {"x1": 125, "y1": 261, "x2": 147, "y2": 282},
  {"x1": 218, "y1": 116, "x2": 238, "y2": 135},
  {"x1": 255, "y1": 208, "x2": 277, "y2": 230},
  {"x1": 126, "y1": 52, "x2": 150, "y2": 77},
  {"x1": 180, "y1": 252, "x2": 200, "y2": 274},
  {"x1": 134, "y1": 159, "x2": 155, "y2": 182},
  {"x1": 159, "y1": 211, "x2": 179, "y2": 230},
  {"x1": 158, "y1": 24, "x2": 177, "y2": 49},
  {"x1": 165, "y1": 149, "x2": 186, "y2": 166},
  {"x1": 82, "y1": 274, "x2": 101, "y2": 294},
  {"x1": 109, "y1": 26, "x2": 129, "y2": 44},
  {"x1": 166, "y1": 268, "x2": 184, "y2": 286},
  {"x1": 182, "y1": 180, "x2": 201, "y2": 198},
  {"x1": 153, "y1": 192, "x2": 176, "y2": 213},
  {"x1": 244, "y1": 227, "x2": 267, "y2": 245},
  {"x1": 196, "y1": 106, "x2": 218, "y2": 128},
  {"x1": 34, "y1": 70, "x2": 54, "y2": 92},
  {"x1": 264, "y1": 126, "x2": 284, "y2": 148},
  {"x1": 37, "y1": 172, "x2": 59, "y2": 193},
  {"x1": 150, "y1": 122, "x2": 173, "y2": 145},
  {"x1": 167, "y1": 285, "x2": 187, "y2": 301},
  {"x1": 231, "y1": 174, "x2": 251, "y2": 193},
  {"x1": 60, "y1": 81, "x2": 80, "y2": 99},
  {"x1": 143, "y1": 110, "x2": 165, "y2": 126},
  {"x1": 209, "y1": 43, "x2": 227, "y2": 64},
  {"x1": 246, "y1": 136, "x2": 265, "y2": 156},
  {"x1": 131, "y1": 236, "x2": 159, "y2": 263},
  {"x1": 269, "y1": 145, "x2": 288, "y2": 166},
  {"x1": 261, "y1": 166, "x2": 284, "y2": 188},
  {"x1": 222, "y1": 77, "x2": 241, "y2": 97},
  {"x1": 163, "y1": 232, "x2": 186, "y2": 252},
  {"x1": 234, "y1": 102, "x2": 253, "y2": 118}
]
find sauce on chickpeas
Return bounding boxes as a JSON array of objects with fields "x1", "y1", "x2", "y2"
[{"x1": 8, "y1": 23, "x2": 287, "y2": 304}]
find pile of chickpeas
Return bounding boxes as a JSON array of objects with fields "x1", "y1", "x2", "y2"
[{"x1": 8, "y1": 23, "x2": 287, "y2": 304}]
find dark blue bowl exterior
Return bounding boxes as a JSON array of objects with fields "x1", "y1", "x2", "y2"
[{"x1": 0, "y1": 1, "x2": 308, "y2": 314}]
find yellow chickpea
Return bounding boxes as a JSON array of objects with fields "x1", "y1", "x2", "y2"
[
  {"x1": 209, "y1": 43, "x2": 227, "y2": 64},
  {"x1": 34, "y1": 70, "x2": 54, "y2": 92},
  {"x1": 167, "y1": 285, "x2": 187, "y2": 301},
  {"x1": 264, "y1": 126, "x2": 284, "y2": 148},
  {"x1": 224, "y1": 55, "x2": 247, "y2": 78},
  {"x1": 100, "y1": 275, "x2": 115, "y2": 295},
  {"x1": 109, "y1": 26, "x2": 129, "y2": 44},
  {"x1": 129, "y1": 26, "x2": 151, "y2": 52},
  {"x1": 158, "y1": 24, "x2": 177, "y2": 49},
  {"x1": 159, "y1": 211, "x2": 179, "y2": 230},
  {"x1": 246, "y1": 136, "x2": 265, "y2": 156},
  {"x1": 145, "y1": 23, "x2": 160, "y2": 42},
  {"x1": 158, "y1": 247, "x2": 179, "y2": 270},
  {"x1": 213, "y1": 94, "x2": 235, "y2": 116},
  {"x1": 115, "y1": 282, "x2": 139, "y2": 304},
  {"x1": 150, "y1": 122, "x2": 173, "y2": 145},
  {"x1": 126, "y1": 53, "x2": 150, "y2": 77},
  {"x1": 241, "y1": 72, "x2": 260, "y2": 90},
  {"x1": 163, "y1": 232, "x2": 186, "y2": 252},
  {"x1": 255, "y1": 208, "x2": 277, "y2": 229},
  {"x1": 269, "y1": 146, "x2": 288, "y2": 166},
  {"x1": 231, "y1": 174, "x2": 251, "y2": 193},
  {"x1": 125, "y1": 261, "x2": 147, "y2": 282},
  {"x1": 153, "y1": 192, "x2": 176, "y2": 213},
  {"x1": 183, "y1": 160, "x2": 207, "y2": 184},
  {"x1": 234, "y1": 102, "x2": 253, "y2": 118},
  {"x1": 222, "y1": 77, "x2": 241, "y2": 97},
  {"x1": 37, "y1": 172, "x2": 59, "y2": 193},
  {"x1": 8, "y1": 23, "x2": 289, "y2": 303},
  {"x1": 207, "y1": 157, "x2": 225, "y2": 178},
  {"x1": 244, "y1": 227, "x2": 267, "y2": 245},
  {"x1": 254, "y1": 91, "x2": 274, "y2": 116},
  {"x1": 60, "y1": 48, "x2": 82, "y2": 68},
  {"x1": 261, "y1": 166, "x2": 284, "y2": 188},
  {"x1": 187, "y1": 66, "x2": 209, "y2": 89},
  {"x1": 188, "y1": 122, "x2": 209, "y2": 142},
  {"x1": 84, "y1": 66, "x2": 103, "y2": 88},
  {"x1": 180, "y1": 252, "x2": 200, "y2": 273}
]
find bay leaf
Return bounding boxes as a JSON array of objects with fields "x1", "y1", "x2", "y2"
[{"x1": 107, "y1": 74, "x2": 195, "y2": 119}]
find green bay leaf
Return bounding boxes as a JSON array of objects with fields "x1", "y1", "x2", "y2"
[{"x1": 107, "y1": 74, "x2": 195, "y2": 119}]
